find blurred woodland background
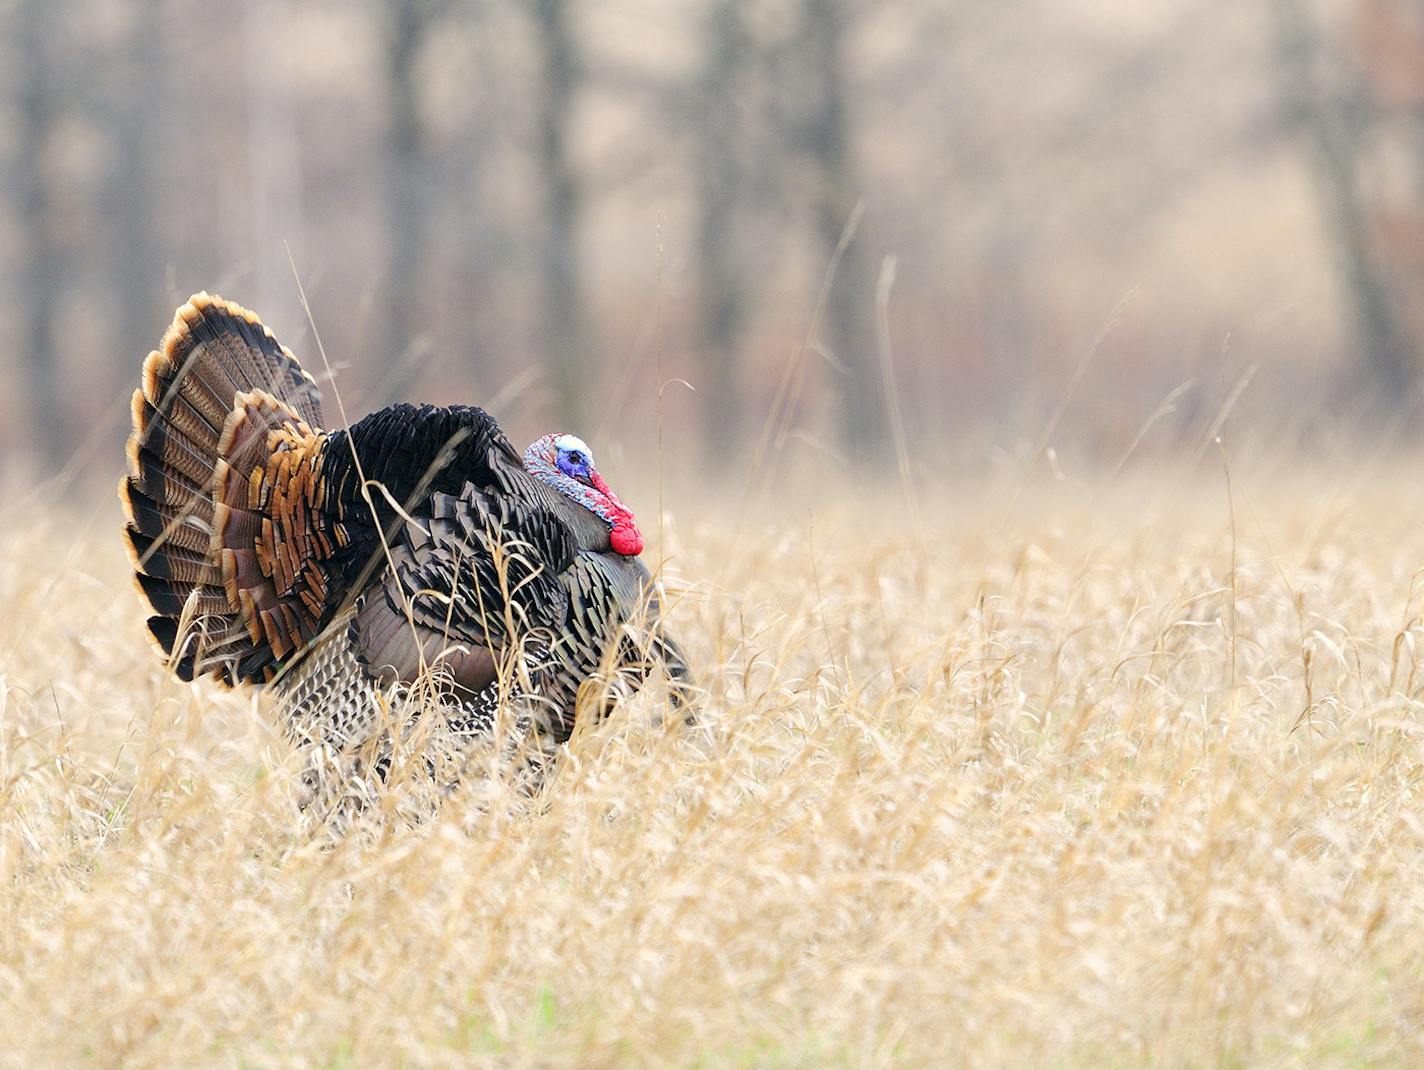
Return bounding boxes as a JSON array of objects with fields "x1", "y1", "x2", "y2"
[{"x1": 3, "y1": 0, "x2": 1424, "y2": 483}]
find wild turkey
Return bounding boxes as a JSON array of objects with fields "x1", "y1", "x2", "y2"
[{"x1": 121, "y1": 292, "x2": 691, "y2": 808}]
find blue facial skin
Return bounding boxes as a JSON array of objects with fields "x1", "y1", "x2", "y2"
[{"x1": 557, "y1": 448, "x2": 592, "y2": 482}]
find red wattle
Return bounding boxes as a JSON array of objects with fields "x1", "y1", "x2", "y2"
[
  {"x1": 610, "y1": 522, "x2": 643, "y2": 557},
  {"x1": 590, "y1": 470, "x2": 644, "y2": 556}
]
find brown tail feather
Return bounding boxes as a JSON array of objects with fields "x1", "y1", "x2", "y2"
[{"x1": 121, "y1": 292, "x2": 329, "y2": 685}]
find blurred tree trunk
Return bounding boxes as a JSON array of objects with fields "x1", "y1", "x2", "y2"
[
  {"x1": 16, "y1": 0, "x2": 64, "y2": 469},
  {"x1": 984, "y1": 207, "x2": 1034, "y2": 432},
  {"x1": 381, "y1": 0, "x2": 435, "y2": 403},
  {"x1": 800, "y1": 0, "x2": 887, "y2": 464},
  {"x1": 695, "y1": 0, "x2": 751, "y2": 462},
  {"x1": 532, "y1": 0, "x2": 587, "y2": 431},
  {"x1": 1273, "y1": 0, "x2": 1415, "y2": 401},
  {"x1": 109, "y1": 1, "x2": 166, "y2": 375},
  {"x1": 244, "y1": 0, "x2": 306, "y2": 337}
]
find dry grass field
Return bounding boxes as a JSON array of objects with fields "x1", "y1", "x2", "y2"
[{"x1": 4, "y1": 458, "x2": 1424, "y2": 1068}]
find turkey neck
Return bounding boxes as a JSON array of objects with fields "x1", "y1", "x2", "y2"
[{"x1": 497, "y1": 466, "x2": 619, "y2": 554}]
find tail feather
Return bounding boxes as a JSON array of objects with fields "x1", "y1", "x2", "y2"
[
  {"x1": 121, "y1": 292, "x2": 329, "y2": 684},
  {"x1": 131, "y1": 422, "x2": 214, "y2": 488},
  {"x1": 187, "y1": 306, "x2": 324, "y2": 424},
  {"x1": 130, "y1": 389, "x2": 220, "y2": 453},
  {"x1": 123, "y1": 484, "x2": 213, "y2": 549},
  {"x1": 142, "y1": 346, "x2": 235, "y2": 433}
]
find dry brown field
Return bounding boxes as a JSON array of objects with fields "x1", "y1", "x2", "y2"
[{"x1": 3, "y1": 460, "x2": 1424, "y2": 1068}]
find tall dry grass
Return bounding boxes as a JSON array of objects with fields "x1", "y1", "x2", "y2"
[{"x1": 3, "y1": 462, "x2": 1424, "y2": 1068}]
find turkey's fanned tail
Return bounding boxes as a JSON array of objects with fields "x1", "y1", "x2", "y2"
[{"x1": 120, "y1": 292, "x2": 333, "y2": 684}]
